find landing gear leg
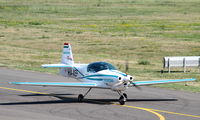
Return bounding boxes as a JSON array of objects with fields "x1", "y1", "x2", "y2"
[
  {"x1": 117, "y1": 91, "x2": 127, "y2": 105},
  {"x1": 123, "y1": 93, "x2": 128, "y2": 99},
  {"x1": 78, "y1": 88, "x2": 92, "y2": 102}
]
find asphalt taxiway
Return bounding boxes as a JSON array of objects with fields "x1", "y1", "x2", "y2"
[{"x1": 0, "y1": 68, "x2": 200, "y2": 120}]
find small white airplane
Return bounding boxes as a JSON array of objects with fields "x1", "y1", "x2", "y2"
[{"x1": 11, "y1": 43, "x2": 196, "y2": 105}]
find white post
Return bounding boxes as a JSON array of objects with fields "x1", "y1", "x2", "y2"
[
  {"x1": 183, "y1": 58, "x2": 186, "y2": 73},
  {"x1": 199, "y1": 58, "x2": 200, "y2": 72},
  {"x1": 168, "y1": 58, "x2": 170, "y2": 73}
]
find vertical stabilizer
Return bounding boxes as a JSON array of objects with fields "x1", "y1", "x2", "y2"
[
  {"x1": 60, "y1": 43, "x2": 74, "y2": 77},
  {"x1": 61, "y1": 43, "x2": 74, "y2": 65}
]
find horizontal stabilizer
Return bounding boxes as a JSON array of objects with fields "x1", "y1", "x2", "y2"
[
  {"x1": 10, "y1": 82, "x2": 98, "y2": 88},
  {"x1": 133, "y1": 78, "x2": 196, "y2": 86},
  {"x1": 41, "y1": 64, "x2": 73, "y2": 68}
]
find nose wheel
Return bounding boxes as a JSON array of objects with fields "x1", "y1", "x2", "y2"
[
  {"x1": 117, "y1": 91, "x2": 127, "y2": 105},
  {"x1": 119, "y1": 95, "x2": 126, "y2": 105}
]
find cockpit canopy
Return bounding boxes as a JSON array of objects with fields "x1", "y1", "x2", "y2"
[{"x1": 87, "y1": 62, "x2": 116, "y2": 73}]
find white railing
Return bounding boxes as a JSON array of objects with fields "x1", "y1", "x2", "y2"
[{"x1": 163, "y1": 56, "x2": 200, "y2": 73}]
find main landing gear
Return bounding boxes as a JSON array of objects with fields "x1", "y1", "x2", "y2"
[
  {"x1": 78, "y1": 94, "x2": 84, "y2": 102},
  {"x1": 78, "y1": 88, "x2": 92, "y2": 102},
  {"x1": 117, "y1": 91, "x2": 128, "y2": 105}
]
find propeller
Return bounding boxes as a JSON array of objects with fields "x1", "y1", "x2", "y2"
[
  {"x1": 131, "y1": 82, "x2": 142, "y2": 90},
  {"x1": 122, "y1": 76, "x2": 142, "y2": 90}
]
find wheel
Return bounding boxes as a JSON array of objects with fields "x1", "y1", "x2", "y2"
[
  {"x1": 78, "y1": 94, "x2": 84, "y2": 102},
  {"x1": 119, "y1": 96, "x2": 126, "y2": 105},
  {"x1": 123, "y1": 93, "x2": 128, "y2": 99}
]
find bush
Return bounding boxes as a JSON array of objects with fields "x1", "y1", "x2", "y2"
[
  {"x1": 28, "y1": 21, "x2": 42, "y2": 25},
  {"x1": 138, "y1": 60, "x2": 150, "y2": 65}
]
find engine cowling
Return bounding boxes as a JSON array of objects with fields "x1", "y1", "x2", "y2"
[
  {"x1": 111, "y1": 75, "x2": 134, "y2": 91},
  {"x1": 111, "y1": 82, "x2": 127, "y2": 91},
  {"x1": 127, "y1": 75, "x2": 134, "y2": 82}
]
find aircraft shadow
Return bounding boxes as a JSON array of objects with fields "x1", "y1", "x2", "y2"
[
  {"x1": 20, "y1": 93, "x2": 75, "y2": 96},
  {"x1": 0, "y1": 94, "x2": 177, "y2": 105}
]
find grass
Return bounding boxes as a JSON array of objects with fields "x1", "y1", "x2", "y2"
[{"x1": 0, "y1": 0, "x2": 200, "y2": 92}]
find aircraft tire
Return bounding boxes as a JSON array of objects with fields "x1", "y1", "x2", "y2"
[
  {"x1": 78, "y1": 94, "x2": 84, "y2": 102},
  {"x1": 119, "y1": 96, "x2": 126, "y2": 105}
]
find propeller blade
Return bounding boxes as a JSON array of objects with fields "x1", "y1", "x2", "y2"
[{"x1": 132, "y1": 82, "x2": 142, "y2": 90}]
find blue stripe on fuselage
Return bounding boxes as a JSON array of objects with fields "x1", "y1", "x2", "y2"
[
  {"x1": 80, "y1": 74, "x2": 118, "y2": 79},
  {"x1": 85, "y1": 78, "x2": 103, "y2": 81},
  {"x1": 84, "y1": 78, "x2": 114, "y2": 82}
]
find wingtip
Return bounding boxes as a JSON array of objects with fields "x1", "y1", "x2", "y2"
[
  {"x1": 9, "y1": 82, "x2": 17, "y2": 84},
  {"x1": 191, "y1": 78, "x2": 196, "y2": 81},
  {"x1": 41, "y1": 64, "x2": 47, "y2": 68}
]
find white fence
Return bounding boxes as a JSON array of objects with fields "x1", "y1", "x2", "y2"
[{"x1": 163, "y1": 56, "x2": 200, "y2": 73}]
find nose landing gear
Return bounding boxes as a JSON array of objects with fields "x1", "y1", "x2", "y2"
[
  {"x1": 119, "y1": 96, "x2": 126, "y2": 105},
  {"x1": 123, "y1": 93, "x2": 127, "y2": 99},
  {"x1": 117, "y1": 91, "x2": 127, "y2": 105}
]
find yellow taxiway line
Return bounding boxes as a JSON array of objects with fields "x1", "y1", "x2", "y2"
[
  {"x1": 1, "y1": 86, "x2": 200, "y2": 119},
  {"x1": 150, "y1": 108, "x2": 200, "y2": 118},
  {"x1": 0, "y1": 86, "x2": 49, "y2": 95},
  {"x1": 113, "y1": 103, "x2": 165, "y2": 120}
]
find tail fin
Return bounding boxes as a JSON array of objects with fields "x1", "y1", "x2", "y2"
[
  {"x1": 60, "y1": 43, "x2": 74, "y2": 77},
  {"x1": 41, "y1": 43, "x2": 75, "y2": 77},
  {"x1": 61, "y1": 43, "x2": 74, "y2": 65}
]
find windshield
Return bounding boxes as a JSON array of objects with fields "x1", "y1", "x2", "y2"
[{"x1": 87, "y1": 62, "x2": 116, "y2": 73}]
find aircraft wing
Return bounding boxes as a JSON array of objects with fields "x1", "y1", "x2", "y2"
[
  {"x1": 132, "y1": 78, "x2": 196, "y2": 86},
  {"x1": 41, "y1": 64, "x2": 73, "y2": 68},
  {"x1": 10, "y1": 82, "x2": 99, "y2": 88}
]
